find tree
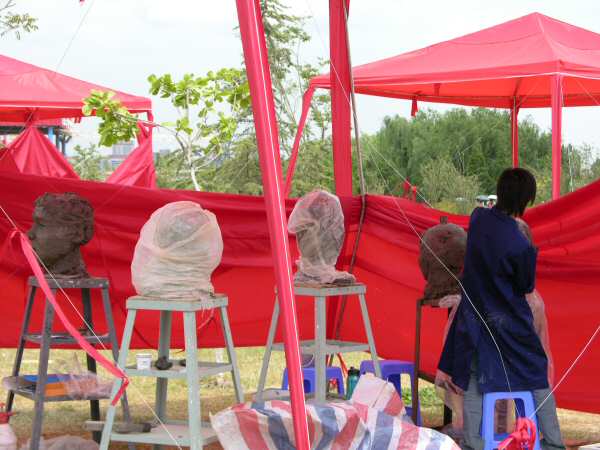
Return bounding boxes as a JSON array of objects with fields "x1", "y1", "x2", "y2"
[
  {"x1": 83, "y1": 68, "x2": 251, "y2": 192},
  {"x1": 0, "y1": 1, "x2": 37, "y2": 39},
  {"x1": 71, "y1": 144, "x2": 106, "y2": 181}
]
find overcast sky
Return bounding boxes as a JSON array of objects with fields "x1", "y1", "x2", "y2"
[{"x1": 3, "y1": 0, "x2": 600, "y2": 154}]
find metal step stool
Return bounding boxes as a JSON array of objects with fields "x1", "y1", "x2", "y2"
[
  {"x1": 6, "y1": 276, "x2": 133, "y2": 450},
  {"x1": 99, "y1": 294, "x2": 244, "y2": 450},
  {"x1": 256, "y1": 283, "x2": 381, "y2": 404}
]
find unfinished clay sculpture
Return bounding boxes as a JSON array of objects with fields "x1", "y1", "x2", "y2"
[
  {"x1": 418, "y1": 218, "x2": 467, "y2": 300},
  {"x1": 288, "y1": 190, "x2": 355, "y2": 285},
  {"x1": 28, "y1": 192, "x2": 94, "y2": 278},
  {"x1": 131, "y1": 201, "x2": 223, "y2": 299}
]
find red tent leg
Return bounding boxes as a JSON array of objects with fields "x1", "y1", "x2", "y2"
[
  {"x1": 330, "y1": 0, "x2": 353, "y2": 197},
  {"x1": 235, "y1": 1, "x2": 310, "y2": 448},
  {"x1": 551, "y1": 75, "x2": 563, "y2": 200},
  {"x1": 511, "y1": 102, "x2": 519, "y2": 168}
]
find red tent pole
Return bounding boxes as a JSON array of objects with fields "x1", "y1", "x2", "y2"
[
  {"x1": 235, "y1": 1, "x2": 310, "y2": 448},
  {"x1": 284, "y1": 87, "x2": 315, "y2": 197},
  {"x1": 551, "y1": 75, "x2": 563, "y2": 200},
  {"x1": 511, "y1": 100, "x2": 519, "y2": 167},
  {"x1": 330, "y1": 0, "x2": 353, "y2": 197}
]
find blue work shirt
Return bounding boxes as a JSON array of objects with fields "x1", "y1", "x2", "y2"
[{"x1": 438, "y1": 207, "x2": 549, "y2": 393}]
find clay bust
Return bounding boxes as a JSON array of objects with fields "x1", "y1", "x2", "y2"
[
  {"x1": 27, "y1": 192, "x2": 94, "y2": 278},
  {"x1": 418, "y1": 218, "x2": 467, "y2": 300},
  {"x1": 288, "y1": 190, "x2": 355, "y2": 285},
  {"x1": 131, "y1": 201, "x2": 223, "y2": 299}
]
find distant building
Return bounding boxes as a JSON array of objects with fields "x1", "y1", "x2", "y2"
[{"x1": 103, "y1": 141, "x2": 135, "y2": 172}]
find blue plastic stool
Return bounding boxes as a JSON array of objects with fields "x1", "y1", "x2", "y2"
[
  {"x1": 282, "y1": 366, "x2": 345, "y2": 395},
  {"x1": 360, "y1": 359, "x2": 422, "y2": 425},
  {"x1": 482, "y1": 391, "x2": 541, "y2": 450}
]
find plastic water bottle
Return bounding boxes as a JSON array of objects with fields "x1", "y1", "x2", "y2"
[
  {"x1": 0, "y1": 403, "x2": 16, "y2": 450},
  {"x1": 346, "y1": 367, "x2": 360, "y2": 400}
]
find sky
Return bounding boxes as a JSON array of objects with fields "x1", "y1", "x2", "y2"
[{"x1": 3, "y1": 0, "x2": 600, "y2": 154}]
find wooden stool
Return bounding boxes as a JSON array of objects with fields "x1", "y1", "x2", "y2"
[
  {"x1": 99, "y1": 294, "x2": 243, "y2": 450},
  {"x1": 6, "y1": 276, "x2": 132, "y2": 450},
  {"x1": 256, "y1": 283, "x2": 381, "y2": 403}
]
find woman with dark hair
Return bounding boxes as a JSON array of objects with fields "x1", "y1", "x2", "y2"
[{"x1": 438, "y1": 168, "x2": 564, "y2": 450}]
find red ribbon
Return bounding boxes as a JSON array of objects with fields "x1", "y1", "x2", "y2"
[
  {"x1": 10, "y1": 230, "x2": 128, "y2": 405},
  {"x1": 411, "y1": 98, "x2": 419, "y2": 117},
  {"x1": 498, "y1": 417, "x2": 537, "y2": 450}
]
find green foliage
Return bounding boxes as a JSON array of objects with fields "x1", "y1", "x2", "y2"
[
  {"x1": 71, "y1": 144, "x2": 106, "y2": 181},
  {"x1": 258, "y1": 0, "x2": 331, "y2": 154},
  {"x1": 147, "y1": 69, "x2": 250, "y2": 191},
  {"x1": 288, "y1": 138, "x2": 335, "y2": 197},
  {"x1": 359, "y1": 107, "x2": 600, "y2": 208},
  {"x1": 82, "y1": 90, "x2": 139, "y2": 147},
  {"x1": 420, "y1": 156, "x2": 481, "y2": 214},
  {"x1": 0, "y1": 1, "x2": 37, "y2": 40}
]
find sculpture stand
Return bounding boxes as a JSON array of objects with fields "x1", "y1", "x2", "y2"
[
  {"x1": 256, "y1": 283, "x2": 381, "y2": 404},
  {"x1": 98, "y1": 294, "x2": 244, "y2": 450},
  {"x1": 6, "y1": 276, "x2": 133, "y2": 450},
  {"x1": 414, "y1": 296, "x2": 453, "y2": 426}
]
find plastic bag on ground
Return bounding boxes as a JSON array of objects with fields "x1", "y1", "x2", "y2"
[
  {"x1": 131, "y1": 201, "x2": 223, "y2": 299},
  {"x1": 288, "y1": 190, "x2": 355, "y2": 285},
  {"x1": 20, "y1": 436, "x2": 98, "y2": 450}
]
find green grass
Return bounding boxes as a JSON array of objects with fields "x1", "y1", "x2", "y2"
[{"x1": 1, "y1": 348, "x2": 599, "y2": 449}]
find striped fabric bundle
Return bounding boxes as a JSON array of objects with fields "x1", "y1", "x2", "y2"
[{"x1": 211, "y1": 375, "x2": 459, "y2": 450}]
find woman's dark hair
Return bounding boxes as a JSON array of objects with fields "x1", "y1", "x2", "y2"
[{"x1": 496, "y1": 168, "x2": 537, "y2": 217}]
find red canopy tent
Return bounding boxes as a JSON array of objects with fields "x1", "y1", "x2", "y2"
[
  {"x1": 0, "y1": 53, "x2": 157, "y2": 185},
  {"x1": 0, "y1": 54, "x2": 151, "y2": 122},
  {"x1": 287, "y1": 12, "x2": 600, "y2": 200}
]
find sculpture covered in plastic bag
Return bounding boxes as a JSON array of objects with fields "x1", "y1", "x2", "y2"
[
  {"x1": 418, "y1": 219, "x2": 467, "y2": 300},
  {"x1": 27, "y1": 192, "x2": 94, "y2": 278},
  {"x1": 131, "y1": 201, "x2": 223, "y2": 299},
  {"x1": 288, "y1": 190, "x2": 355, "y2": 285}
]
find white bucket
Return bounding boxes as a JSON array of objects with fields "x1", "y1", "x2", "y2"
[{"x1": 136, "y1": 353, "x2": 152, "y2": 370}]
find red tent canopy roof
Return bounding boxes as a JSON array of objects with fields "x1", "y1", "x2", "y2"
[
  {"x1": 311, "y1": 13, "x2": 600, "y2": 108},
  {"x1": 0, "y1": 54, "x2": 151, "y2": 121}
]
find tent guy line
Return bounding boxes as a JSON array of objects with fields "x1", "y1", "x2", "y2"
[{"x1": 530, "y1": 324, "x2": 600, "y2": 417}]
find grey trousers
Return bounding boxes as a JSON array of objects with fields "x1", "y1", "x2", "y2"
[{"x1": 462, "y1": 364, "x2": 565, "y2": 450}]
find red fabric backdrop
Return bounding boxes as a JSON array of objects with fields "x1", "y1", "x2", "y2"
[
  {"x1": 0, "y1": 171, "x2": 597, "y2": 413},
  {"x1": 0, "y1": 126, "x2": 79, "y2": 179}
]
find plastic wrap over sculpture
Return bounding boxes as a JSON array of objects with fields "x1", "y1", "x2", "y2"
[
  {"x1": 131, "y1": 201, "x2": 223, "y2": 299},
  {"x1": 288, "y1": 190, "x2": 355, "y2": 285}
]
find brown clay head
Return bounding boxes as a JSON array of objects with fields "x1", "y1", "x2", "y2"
[{"x1": 27, "y1": 192, "x2": 94, "y2": 278}]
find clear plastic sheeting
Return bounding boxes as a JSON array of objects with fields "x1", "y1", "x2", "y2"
[
  {"x1": 54, "y1": 355, "x2": 112, "y2": 400},
  {"x1": 288, "y1": 190, "x2": 355, "y2": 285},
  {"x1": 20, "y1": 436, "x2": 99, "y2": 450},
  {"x1": 131, "y1": 201, "x2": 223, "y2": 299}
]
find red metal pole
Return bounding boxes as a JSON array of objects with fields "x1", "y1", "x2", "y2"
[
  {"x1": 284, "y1": 87, "x2": 315, "y2": 197},
  {"x1": 551, "y1": 75, "x2": 563, "y2": 200},
  {"x1": 511, "y1": 101, "x2": 519, "y2": 168},
  {"x1": 234, "y1": 1, "x2": 310, "y2": 448},
  {"x1": 330, "y1": 0, "x2": 353, "y2": 197}
]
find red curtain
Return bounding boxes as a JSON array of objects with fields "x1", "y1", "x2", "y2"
[
  {"x1": 0, "y1": 126, "x2": 79, "y2": 179},
  {"x1": 0, "y1": 171, "x2": 597, "y2": 413},
  {"x1": 106, "y1": 124, "x2": 157, "y2": 189}
]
